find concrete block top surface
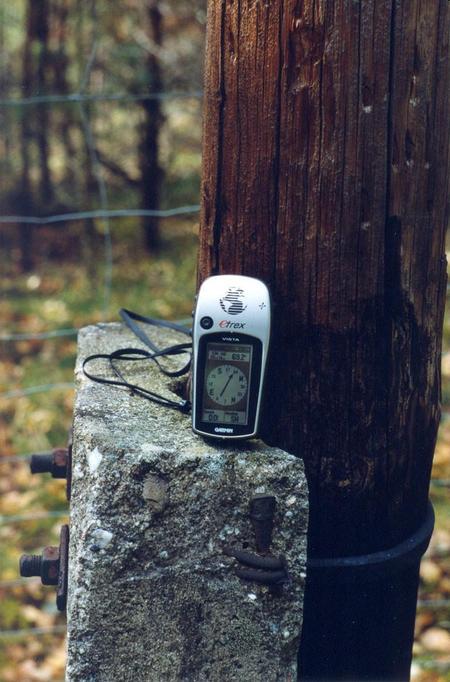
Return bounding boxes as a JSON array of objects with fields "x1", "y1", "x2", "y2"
[{"x1": 67, "y1": 323, "x2": 308, "y2": 682}]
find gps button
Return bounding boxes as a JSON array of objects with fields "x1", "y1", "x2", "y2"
[{"x1": 200, "y1": 316, "x2": 214, "y2": 330}]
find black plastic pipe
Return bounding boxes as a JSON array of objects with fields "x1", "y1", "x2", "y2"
[{"x1": 299, "y1": 502, "x2": 434, "y2": 680}]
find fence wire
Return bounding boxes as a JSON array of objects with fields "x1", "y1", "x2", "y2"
[
  {"x1": 0, "y1": 90, "x2": 202, "y2": 107},
  {"x1": 0, "y1": 626, "x2": 67, "y2": 640},
  {"x1": 0, "y1": 205, "x2": 200, "y2": 226},
  {"x1": 0, "y1": 383, "x2": 75, "y2": 400},
  {"x1": 1, "y1": 328, "x2": 78, "y2": 341},
  {"x1": 0, "y1": 511, "x2": 68, "y2": 526}
]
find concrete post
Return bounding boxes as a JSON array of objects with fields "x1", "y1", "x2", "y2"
[{"x1": 66, "y1": 323, "x2": 308, "y2": 682}]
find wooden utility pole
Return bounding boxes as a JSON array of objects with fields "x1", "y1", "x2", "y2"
[{"x1": 198, "y1": 1, "x2": 450, "y2": 678}]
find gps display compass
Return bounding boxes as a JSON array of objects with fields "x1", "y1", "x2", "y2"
[{"x1": 192, "y1": 275, "x2": 271, "y2": 440}]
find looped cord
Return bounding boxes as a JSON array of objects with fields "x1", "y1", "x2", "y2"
[{"x1": 82, "y1": 309, "x2": 193, "y2": 413}]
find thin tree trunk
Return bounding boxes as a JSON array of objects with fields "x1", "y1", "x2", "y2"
[
  {"x1": 19, "y1": 0, "x2": 53, "y2": 271},
  {"x1": 19, "y1": 0, "x2": 37, "y2": 272},
  {"x1": 34, "y1": 0, "x2": 53, "y2": 206},
  {"x1": 0, "y1": 4, "x2": 12, "y2": 180},
  {"x1": 140, "y1": 0, "x2": 164, "y2": 252},
  {"x1": 74, "y1": 0, "x2": 98, "y2": 263},
  {"x1": 53, "y1": 0, "x2": 77, "y2": 190},
  {"x1": 198, "y1": 1, "x2": 450, "y2": 677}
]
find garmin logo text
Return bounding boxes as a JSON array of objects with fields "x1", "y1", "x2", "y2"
[
  {"x1": 219, "y1": 320, "x2": 246, "y2": 329},
  {"x1": 214, "y1": 426, "x2": 234, "y2": 434}
]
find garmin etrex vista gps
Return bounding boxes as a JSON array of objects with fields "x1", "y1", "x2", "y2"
[{"x1": 192, "y1": 275, "x2": 271, "y2": 440}]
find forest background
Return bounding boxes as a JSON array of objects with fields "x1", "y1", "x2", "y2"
[{"x1": 0, "y1": 1, "x2": 449, "y2": 680}]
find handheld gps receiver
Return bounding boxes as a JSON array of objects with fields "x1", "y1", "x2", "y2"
[{"x1": 192, "y1": 275, "x2": 271, "y2": 440}]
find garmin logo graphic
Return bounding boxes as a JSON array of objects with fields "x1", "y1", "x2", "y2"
[
  {"x1": 219, "y1": 320, "x2": 246, "y2": 329},
  {"x1": 214, "y1": 426, "x2": 234, "y2": 434},
  {"x1": 220, "y1": 287, "x2": 247, "y2": 315}
]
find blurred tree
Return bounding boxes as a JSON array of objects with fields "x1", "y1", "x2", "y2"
[
  {"x1": 19, "y1": 0, "x2": 53, "y2": 270},
  {"x1": 34, "y1": 0, "x2": 53, "y2": 205},
  {"x1": 140, "y1": 0, "x2": 164, "y2": 252},
  {"x1": 51, "y1": 0, "x2": 77, "y2": 190},
  {"x1": 1, "y1": 0, "x2": 205, "y2": 268}
]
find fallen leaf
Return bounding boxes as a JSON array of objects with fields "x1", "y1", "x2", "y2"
[
  {"x1": 420, "y1": 559, "x2": 443, "y2": 584},
  {"x1": 420, "y1": 626, "x2": 450, "y2": 653},
  {"x1": 415, "y1": 611, "x2": 435, "y2": 637}
]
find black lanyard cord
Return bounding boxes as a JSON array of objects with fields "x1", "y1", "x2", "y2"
[
  {"x1": 81, "y1": 311, "x2": 193, "y2": 413},
  {"x1": 120, "y1": 308, "x2": 192, "y2": 377}
]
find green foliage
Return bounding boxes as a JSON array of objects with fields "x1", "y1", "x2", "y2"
[{"x1": 0, "y1": 599, "x2": 28, "y2": 631}]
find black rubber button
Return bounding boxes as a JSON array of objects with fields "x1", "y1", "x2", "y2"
[{"x1": 200, "y1": 316, "x2": 214, "y2": 329}]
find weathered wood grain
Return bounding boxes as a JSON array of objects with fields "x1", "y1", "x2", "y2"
[{"x1": 198, "y1": 0, "x2": 450, "y2": 558}]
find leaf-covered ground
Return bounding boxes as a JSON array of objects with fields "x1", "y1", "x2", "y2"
[{"x1": 0, "y1": 224, "x2": 449, "y2": 680}]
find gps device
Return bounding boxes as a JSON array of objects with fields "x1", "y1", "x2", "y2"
[{"x1": 192, "y1": 275, "x2": 271, "y2": 439}]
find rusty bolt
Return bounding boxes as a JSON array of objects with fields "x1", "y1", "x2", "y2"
[
  {"x1": 19, "y1": 525, "x2": 69, "y2": 612},
  {"x1": 30, "y1": 445, "x2": 72, "y2": 501},
  {"x1": 19, "y1": 554, "x2": 42, "y2": 578},
  {"x1": 20, "y1": 545, "x2": 60, "y2": 585},
  {"x1": 30, "y1": 448, "x2": 68, "y2": 479},
  {"x1": 249, "y1": 494, "x2": 277, "y2": 554}
]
